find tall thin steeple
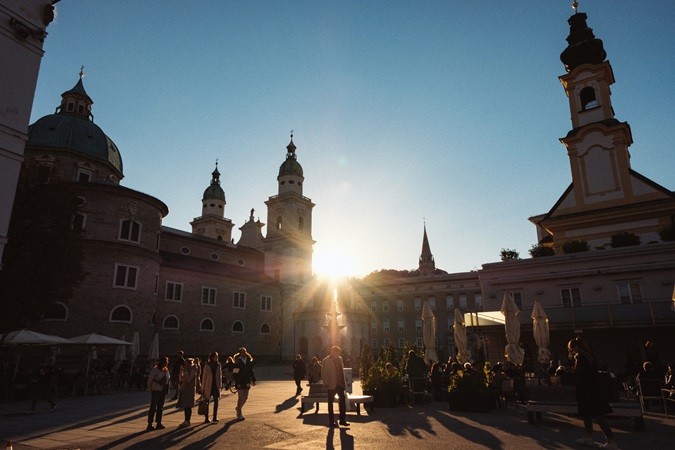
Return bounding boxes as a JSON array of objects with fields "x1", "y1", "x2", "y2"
[{"x1": 419, "y1": 224, "x2": 436, "y2": 276}]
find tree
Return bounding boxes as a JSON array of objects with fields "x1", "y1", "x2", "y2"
[
  {"x1": 610, "y1": 231, "x2": 641, "y2": 248},
  {"x1": 658, "y1": 223, "x2": 675, "y2": 242},
  {"x1": 0, "y1": 180, "x2": 85, "y2": 333},
  {"x1": 500, "y1": 249, "x2": 520, "y2": 261},
  {"x1": 561, "y1": 239, "x2": 589, "y2": 253},
  {"x1": 529, "y1": 244, "x2": 555, "y2": 257}
]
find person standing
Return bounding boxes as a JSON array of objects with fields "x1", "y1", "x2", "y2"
[
  {"x1": 307, "y1": 356, "x2": 322, "y2": 384},
  {"x1": 27, "y1": 363, "x2": 57, "y2": 413},
  {"x1": 568, "y1": 337, "x2": 619, "y2": 449},
  {"x1": 232, "y1": 347, "x2": 256, "y2": 421},
  {"x1": 146, "y1": 356, "x2": 169, "y2": 431},
  {"x1": 177, "y1": 358, "x2": 198, "y2": 428},
  {"x1": 292, "y1": 354, "x2": 306, "y2": 395},
  {"x1": 170, "y1": 350, "x2": 185, "y2": 401},
  {"x1": 200, "y1": 351, "x2": 222, "y2": 423},
  {"x1": 321, "y1": 346, "x2": 349, "y2": 428}
]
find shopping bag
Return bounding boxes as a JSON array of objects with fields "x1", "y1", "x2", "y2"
[{"x1": 197, "y1": 398, "x2": 208, "y2": 415}]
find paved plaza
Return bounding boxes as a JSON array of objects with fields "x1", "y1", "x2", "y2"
[{"x1": 0, "y1": 365, "x2": 672, "y2": 449}]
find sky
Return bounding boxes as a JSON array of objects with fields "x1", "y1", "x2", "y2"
[{"x1": 28, "y1": 1, "x2": 675, "y2": 278}]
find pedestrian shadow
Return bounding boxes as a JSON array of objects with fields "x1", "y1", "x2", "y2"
[
  {"x1": 378, "y1": 406, "x2": 436, "y2": 439},
  {"x1": 274, "y1": 396, "x2": 298, "y2": 413}
]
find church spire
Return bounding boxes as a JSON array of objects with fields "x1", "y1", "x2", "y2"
[{"x1": 419, "y1": 224, "x2": 436, "y2": 276}]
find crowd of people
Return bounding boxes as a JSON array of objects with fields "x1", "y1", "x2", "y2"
[{"x1": 146, "y1": 346, "x2": 255, "y2": 431}]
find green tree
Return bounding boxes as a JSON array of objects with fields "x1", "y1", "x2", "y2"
[
  {"x1": 529, "y1": 244, "x2": 555, "y2": 257},
  {"x1": 610, "y1": 231, "x2": 641, "y2": 248},
  {"x1": 561, "y1": 239, "x2": 589, "y2": 253},
  {"x1": 0, "y1": 180, "x2": 85, "y2": 333},
  {"x1": 500, "y1": 249, "x2": 520, "y2": 261}
]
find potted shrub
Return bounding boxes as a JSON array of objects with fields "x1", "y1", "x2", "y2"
[{"x1": 447, "y1": 365, "x2": 492, "y2": 412}]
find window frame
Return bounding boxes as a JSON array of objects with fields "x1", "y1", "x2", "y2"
[
  {"x1": 165, "y1": 282, "x2": 183, "y2": 302},
  {"x1": 201, "y1": 286, "x2": 217, "y2": 306},
  {"x1": 113, "y1": 264, "x2": 138, "y2": 289},
  {"x1": 233, "y1": 291, "x2": 246, "y2": 309}
]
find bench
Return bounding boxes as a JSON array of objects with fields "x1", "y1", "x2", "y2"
[
  {"x1": 300, "y1": 394, "x2": 374, "y2": 415},
  {"x1": 525, "y1": 385, "x2": 644, "y2": 430}
]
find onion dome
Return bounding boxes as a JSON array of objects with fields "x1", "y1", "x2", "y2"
[
  {"x1": 203, "y1": 163, "x2": 226, "y2": 202},
  {"x1": 278, "y1": 133, "x2": 303, "y2": 177},
  {"x1": 560, "y1": 12, "x2": 607, "y2": 73},
  {"x1": 27, "y1": 70, "x2": 123, "y2": 176}
]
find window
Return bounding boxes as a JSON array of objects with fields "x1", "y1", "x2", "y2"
[
  {"x1": 447, "y1": 317, "x2": 453, "y2": 330},
  {"x1": 398, "y1": 338, "x2": 405, "y2": 348},
  {"x1": 165, "y1": 282, "x2": 183, "y2": 302},
  {"x1": 371, "y1": 301, "x2": 377, "y2": 312},
  {"x1": 428, "y1": 297, "x2": 436, "y2": 311},
  {"x1": 119, "y1": 219, "x2": 141, "y2": 243},
  {"x1": 298, "y1": 217, "x2": 304, "y2": 231},
  {"x1": 276, "y1": 216, "x2": 282, "y2": 230},
  {"x1": 618, "y1": 283, "x2": 642, "y2": 304},
  {"x1": 446, "y1": 295, "x2": 454, "y2": 310},
  {"x1": 260, "y1": 323, "x2": 271, "y2": 334},
  {"x1": 474, "y1": 293, "x2": 483, "y2": 309},
  {"x1": 371, "y1": 339, "x2": 378, "y2": 349},
  {"x1": 398, "y1": 319, "x2": 405, "y2": 333},
  {"x1": 580, "y1": 86, "x2": 598, "y2": 110},
  {"x1": 77, "y1": 170, "x2": 91, "y2": 182},
  {"x1": 110, "y1": 305, "x2": 132, "y2": 323},
  {"x1": 200, "y1": 318, "x2": 214, "y2": 331},
  {"x1": 397, "y1": 299, "x2": 404, "y2": 312},
  {"x1": 414, "y1": 298, "x2": 421, "y2": 311},
  {"x1": 416, "y1": 338, "x2": 423, "y2": 348},
  {"x1": 415, "y1": 319, "x2": 422, "y2": 332},
  {"x1": 113, "y1": 264, "x2": 137, "y2": 289},
  {"x1": 154, "y1": 274, "x2": 159, "y2": 295},
  {"x1": 261, "y1": 295, "x2": 272, "y2": 311},
  {"x1": 233, "y1": 291, "x2": 246, "y2": 309},
  {"x1": 512, "y1": 292, "x2": 523, "y2": 310},
  {"x1": 371, "y1": 321, "x2": 377, "y2": 332},
  {"x1": 202, "y1": 287, "x2": 217, "y2": 305},
  {"x1": 561, "y1": 288, "x2": 582, "y2": 308},
  {"x1": 383, "y1": 320, "x2": 390, "y2": 333},
  {"x1": 232, "y1": 321, "x2": 244, "y2": 333},
  {"x1": 163, "y1": 315, "x2": 179, "y2": 330},
  {"x1": 43, "y1": 302, "x2": 67, "y2": 321},
  {"x1": 383, "y1": 338, "x2": 390, "y2": 348},
  {"x1": 383, "y1": 301, "x2": 389, "y2": 313},
  {"x1": 459, "y1": 294, "x2": 467, "y2": 308}
]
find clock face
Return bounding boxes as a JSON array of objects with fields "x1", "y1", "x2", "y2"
[{"x1": 128, "y1": 201, "x2": 138, "y2": 215}]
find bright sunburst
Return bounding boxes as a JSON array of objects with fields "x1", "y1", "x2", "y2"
[{"x1": 313, "y1": 246, "x2": 355, "y2": 279}]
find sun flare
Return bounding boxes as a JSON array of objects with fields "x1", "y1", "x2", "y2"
[{"x1": 313, "y1": 246, "x2": 355, "y2": 280}]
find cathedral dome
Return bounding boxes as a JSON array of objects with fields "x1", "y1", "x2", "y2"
[
  {"x1": 203, "y1": 166, "x2": 225, "y2": 202},
  {"x1": 26, "y1": 74, "x2": 123, "y2": 175},
  {"x1": 278, "y1": 136, "x2": 303, "y2": 177}
]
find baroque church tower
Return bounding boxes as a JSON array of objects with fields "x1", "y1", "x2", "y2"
[
  {"x1": 418, "y1": 224, "x2": 436, "y2": 276},
  {"x1": 263, "y1": 134, "x2": 315, "y2": 285},
  {"x1": 190, "y1": 162, "x2": 234, "y2": 242},
  {"x1": 530, "y1": 7, "x2": 675, "y2": 251}
]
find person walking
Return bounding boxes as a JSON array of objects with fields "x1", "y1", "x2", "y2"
[
  {"x1": 200, "y1": 351, "x2": 222, "y2": 423},
  {"x1": 232, "y1": 347, "x2": 256, "y2": 421},
  {"x1": 27, "y1": 363, "x2": 57, "y2": 413},
  {"x1": 292, "y1": 354, "x2": 306, "y2": 395},
  {"x1": 568, "y1": 337, "x2": 619, "y2": 449},
  {"x1": 146, "y1": 356, "x2": 169, "y2": 431},
  {"x1": 170, "y1": 350, "x2": 185, "y2": 401},
  {"x1": 307, "y1": 356, "x2": 322, "y2": 384},
  {"x1": 177, "y1": 358, "x2": 198, "y2": 428},
  {"x1": 321, "y1": 346, "x2": 349, "y2": 428}
]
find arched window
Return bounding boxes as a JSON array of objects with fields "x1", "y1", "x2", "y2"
[
  {"x1": 163, "y1": 315, "x2": 179, "y2": 330},
  {"x1": 276, "y1": 216, "x2": 282, "y2": 230},
  {"x1": 580, "y1": 86, "x2": 598, "y2": 110},
  {"x1": 260, "y1": 323, "x2": 271, "y2": 334},
  {"x1": 110, "y1": 305, "x2": 132, "y2": 323},
  {"x1": 232, "y1": 320, "x2": 244, "y2": 333},
  {"x1": 43, "y1": 302, "x2": 68, "y2": 321},
  {"x1": 298, "y1": 216, "x2": 304, "y2": 231},
  {"x1": 200, "y1": 318, "x2": 214, "y2": 332}
]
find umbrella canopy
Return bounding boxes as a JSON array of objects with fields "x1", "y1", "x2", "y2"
[
  {"x1": 531, "y1": 301, "x2": 551, "y2": 364},
  {"x1": 453, "y1": 308, "x2": 471, "y2": 364},
  {"x1": 68, "y1": 333, "x2": 131, "y2": 346},
  {"x1": 147, "y1": 333, "x2": 159, "y2": 363},
  {"x1": 114, "y1": 335, "x2": 127, "y2": 370},
  {"x1": 422, "y1": 301, "x2": 438, "y2": 364},
  {"x1": 130, "y1": 331, "x2": 140, "y2": 362},
  {"x1": 501, "y1": 293, "x2": 524, "y2": 366},
  {"x1": 0, "y1": 329, "x2": 71, "y2": 346}
]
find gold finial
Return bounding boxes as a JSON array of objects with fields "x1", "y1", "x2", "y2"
[
  {"x1": 79, "y1": 65, "x2": 84, "y2": 79},
  {"x1": 572, "y1": 1, "x2": 579, "y2": 13}
]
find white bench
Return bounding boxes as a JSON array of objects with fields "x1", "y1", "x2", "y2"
[{"x1": 300, "y1": 394, "x2": 374, "y2": 415}]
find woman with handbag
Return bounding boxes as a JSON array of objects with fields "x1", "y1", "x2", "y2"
[
  {"x1": 200, "y1": 352, "x2": 223, "y2": 423},
  {"x1": 146, "y1": 356, "x2": 169, "y2": 431},
  {"x1": 177, "y1": 358, "x2": 198, "y2": 428}
]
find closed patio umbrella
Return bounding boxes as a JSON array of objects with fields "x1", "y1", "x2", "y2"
[
  {"x1": 130, "y1": 331, "x2": 140, "y2": 363},
  {"x1": 114, "y1": 335, "x2": 127, "y2": 370},
  {"x1": 531, "y1": 302, "x2": 551, "y2": 365},
  {"x1": 501, "y1": 292, "x2": 524, "y2": 366},
  {"x1": 422, "y1": 301, "x2": 438, "y2": 364},
  {"x1": 453, "y1": 308, "x2": 471, "y2": 364},
  {"x1": 147, "y1": 333, "x2": 159, "y2": 364}
]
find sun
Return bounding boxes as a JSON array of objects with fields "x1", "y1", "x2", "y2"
[{"x1": 313, "y1": 246, "x2": 355, "y2": 280}]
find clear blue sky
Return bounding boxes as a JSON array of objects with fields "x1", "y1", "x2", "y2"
[{"x1": 29, "y1": 1, "x2": 675, "y2": 277}]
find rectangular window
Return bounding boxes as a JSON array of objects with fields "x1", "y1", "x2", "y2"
[
  {"x1": 383, "y1": 338, "x2": 390, "y2": 348},
  {"x1": 165, "y1": 282, "x2": 183, "y2": 301},
  {"x1": 371, "y1": 321, "x2": 377, "y2": 332},
  {"x1": 415, "y1": 319, "x2": 422, "y2": 332},
  {"x1": 371, "y1": 339, "x2": 378, "y2": 349},
  {"x1": 77, "y1": 170, "x2": 91, "y2": 182},
  {"x1": 617, "y1": 283, "x2": 642, "y2": 304},
  {"x1": 113, "y1": 264, "x2": 138, "y2": 289},
  {"x1": 414, "y1": 298, "x2": 421, "y2": 311},
  {"x1": 446, "y1": 295, "x2": 454, "y2": 310},
  {"x1": 233, "y1": 291, "x2": 246, "y2": 309},
  {"x1": 416, "y1": 337, "x2": 423, "y2": 348},
  {"x1": 474, "y1": 293, "x2": 482, "y2": 308},
  {"x1": 398, "y1": 338, "x2": 405, "y2": 348},
  {"x1": 561, "y1": 288, "x2": 582, "y2": 308},
  {"x1": 383, "y1": 301, "x2": 389, "y2": 313},
  {"x1": 397, "y1": 300, "x2": 403, "y2": 312},
  {"x1": 448, "y1": 316, "x2": 453, "y2": 330},
  {"x1": 371, "y1": 302, "x2": 377, "y2": 312},
  {"x1": 261, "y1": 295, "x2": 272, "y2": 311},
  {"x1": 428, "y1": 297, "x2": 436, "y2": 311},
  {"x1": 119, "y1": 219, "x2": 141, "y2": 243},
  {"x1": 383, "y1": 320, "x2": 390, "y2": 333},
  {"x1": 512, "y1": 292, "x2": 523, "y2": 310},
  {"x1": 202, "y1": 287, "x2": 217, "y2": 305},
  {"x1": 398, "y1": 319, "x2": 405, "y2": 333},
  {"x1": 459, "y1": 294, "x2": 467, "y2": 308}
]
